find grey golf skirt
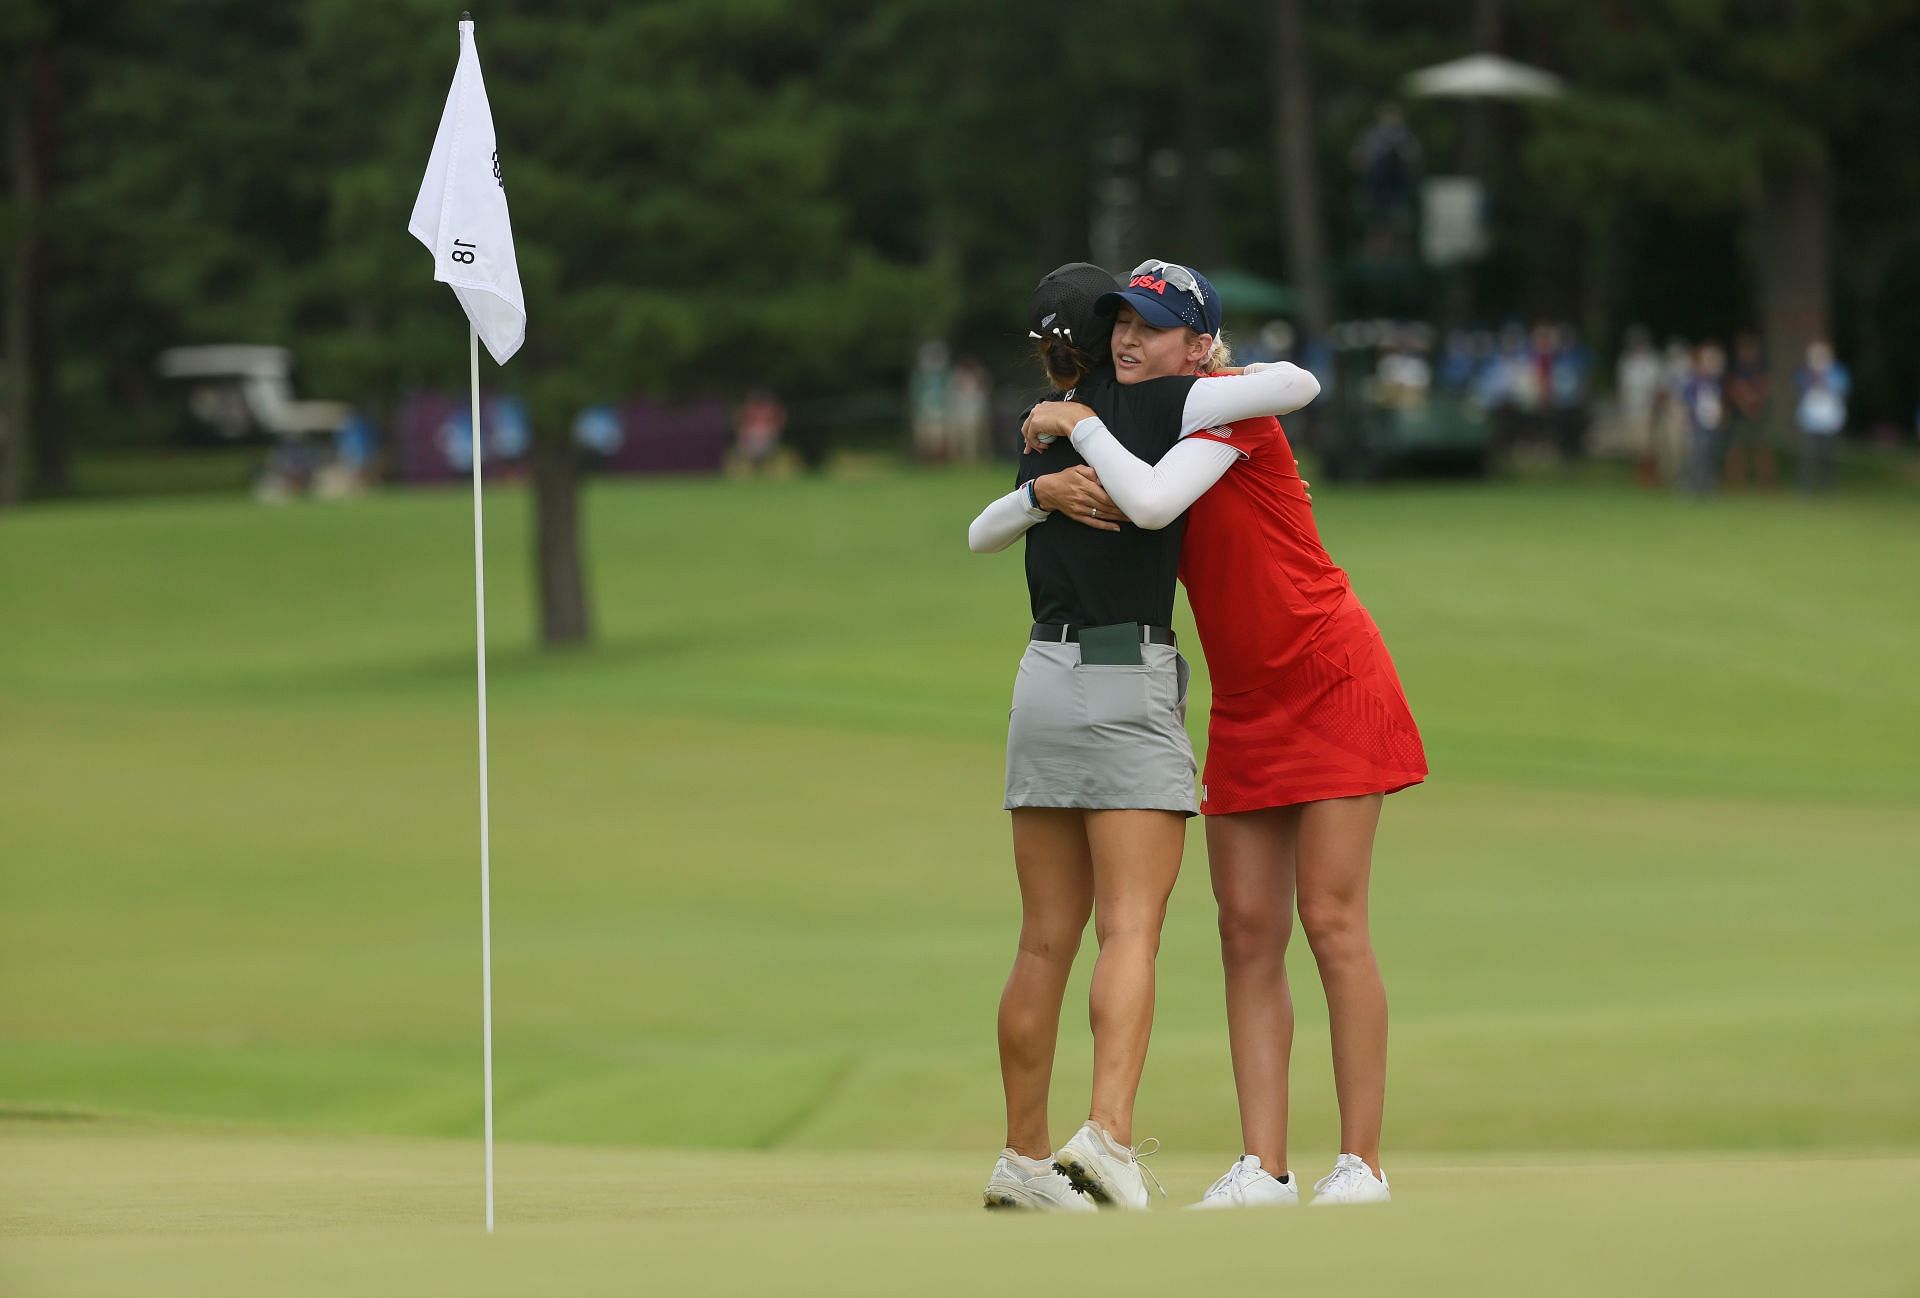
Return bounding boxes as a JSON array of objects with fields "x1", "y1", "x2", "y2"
[{"x1": 1003, "y1": 639, "x2": 1199, "y2": 816}]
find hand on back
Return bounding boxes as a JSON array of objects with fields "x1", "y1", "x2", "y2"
[{"x1": 1034, "y1": 465, "x2": 1127, "y2": 532}]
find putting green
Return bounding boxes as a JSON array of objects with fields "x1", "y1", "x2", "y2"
[{"x1": 3, "y1": 1122, "x2": 1916, "y2": 1297}]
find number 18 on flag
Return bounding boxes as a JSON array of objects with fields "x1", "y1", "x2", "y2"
[{"x1": 409, "y1": 12, "x2": 526, "y2": 366}]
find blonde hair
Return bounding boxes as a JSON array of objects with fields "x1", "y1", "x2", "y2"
[{"x1": 1197, "y1": 328, "x2": 1233, "y2": 375}]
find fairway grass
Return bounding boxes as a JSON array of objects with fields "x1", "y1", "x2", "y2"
[
  {"x1": 2, "y1": 471, "x2": 1918, "y2": 1290},
  {"x1": 3, "y1": 1122, "x2": 1917, "y2": 1297}
]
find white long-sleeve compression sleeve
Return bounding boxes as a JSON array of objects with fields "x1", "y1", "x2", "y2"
[
  {"x1": 968, "y1": 485, "x2": 1050, "y2": 553},
  {"x1": 1177, "y1": 361, "x2": 1321, "y2": 434},
  {"x1": 1065, "y1": 420, "x2": 1242, "y2": 530}
]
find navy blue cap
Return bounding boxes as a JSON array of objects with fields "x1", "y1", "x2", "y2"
[{"x1": 1096, "y1": 261, "x2": 1222, "y2": 336}]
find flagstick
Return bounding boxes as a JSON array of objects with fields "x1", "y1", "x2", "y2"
[{"x1": 469, "y1": 323, "x2": 496, "y2": 1234}]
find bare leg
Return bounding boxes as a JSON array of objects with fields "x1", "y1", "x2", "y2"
[
  {"x1": 1080, "y1": 808, "x2": 1186, "y2": 1148},
  {"x1": 1296, "y1": 793, "x2": 1387, "y2": 1171},
  {"x1": 999, "y1": 808, "x2": 1094, "y2": 1161},
  {"x1": 1207, "y1": 806, "x2": 1299, "y2": 1174}
]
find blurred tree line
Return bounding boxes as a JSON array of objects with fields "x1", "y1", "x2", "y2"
[{"x1": 4, "y1": 0, "x2": 1917, "y2": 636}]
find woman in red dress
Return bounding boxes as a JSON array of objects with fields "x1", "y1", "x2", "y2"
[{"x1": 1023, "y1": 261, "x2": 1425, "y2": 1207}]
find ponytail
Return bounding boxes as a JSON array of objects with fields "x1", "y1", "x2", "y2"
[{"x1": 1035, "y1": 335, "x2": 1094, "y2": 391}]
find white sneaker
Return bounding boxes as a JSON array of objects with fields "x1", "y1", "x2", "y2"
[
  {"x1": 1188, "y1": 1154, "x2": 1298, "y2": 1209},
  {"x1": 1309, "y1": 1152, "x2": 1391, "y2": 1205},
  {"x1": 1051, "y1": 1122, "x2": 1165, "y2": 1211},
  {"x1": 983, "y1": 1148, "x2": 1095, "y2": 1212}
]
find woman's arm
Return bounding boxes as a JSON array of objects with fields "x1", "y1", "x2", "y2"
[
  {"x1": 1179, "y1": 362, "x2": 1320, "y2": 434},
  {"x1": 968, "y1": 485, "x2": 1049, "y2": 553},
  {"x1": 967, "y1": 468, "x2": 1129, "y2": 552},
  {"x1": 1065, "y1": 418, "x2": 1242, "y2": 530}
]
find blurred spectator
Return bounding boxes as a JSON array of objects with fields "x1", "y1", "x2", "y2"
[
  {"x1": 1374, "y1": 324, "x2": 1433, "y2": 408},
  {"x1": 1507, "y1": 324, "x2": 1545, "y2": 412},
  {"x1": 1462, "y1": 321, "x2": 1598, "y2": 455},
  {"x1": 313, "y1": 411, "x2": 378, "y2": 499},
  {"x1": 733, "y1": 387, "x2": 787, "y2": 474},
  {"x1": 1615, "y1": 326, "x2": 1662, "y2": 487},
  {"x1": 1655, "y1": 338, "x2": 1693, "y2": 487},
  {"x1": 1722, "y1": 333, "x2": 1775, "y2": 489},
  {"x1": 1528, "y1": 323, "x2": 1559, "y2": 414},
  {"x1": 254, "y1": 438, "x2": 321, "y2": 504},
  {"x1": 1352, "y1": 103, "x2": 1421, "y2": 259},
  {"x1": 574, "y1": 405, "x2": 623, "y2": 458},
  {"x1": 1438, "y1": 328, "x2": 1479, "y2": 396},
  {"x1": 946, "y1": 357, "x2": 993, "y2": 463},
  {"x1": 1794, "y1": 340, "x2": 1850, "y2": 493},
  {"x1": 1682, "y1": 341, "x2": 1727, "y2": 496},
  {"x1": 909, "y1": 340, "x2": 952, "y2": 462},
  {"x1": 487, "y1": 396, "x2": 532, "y2": 461},
  {"x1": 1479, "y1": 323, "x2": 1533, "y2": 447},
  {"x1": 1549, "y1": 324, "x2": 1591, "y2": 459}
]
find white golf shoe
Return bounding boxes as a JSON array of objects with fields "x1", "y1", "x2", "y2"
[
  {"x1": 1309, "y1": 1152, "x2": 1391, "y2": 1205},
  {"x1": 1052, "y1": 1121, "x2": 1165, "y2": 1211},
  {"x1": 1188, "y1": 1154, "x2": 1298, "y2": 1210},
  {"x1": 982, "y1": 1148, "x2": 1095, "y2": 1212}
]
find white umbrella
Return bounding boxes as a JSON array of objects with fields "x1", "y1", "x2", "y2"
[{"x1": 1406, "y1": 53, "x2": 1564, "y2": 100}]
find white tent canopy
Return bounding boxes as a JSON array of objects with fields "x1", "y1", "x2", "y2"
[{"x1": 1406, "y1": 53, "x2": 1564, "y2": 100}]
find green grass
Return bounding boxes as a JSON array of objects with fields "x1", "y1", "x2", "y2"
[
  {"x1": 2, "y1": 470, "x2": 1918, "y2": 1293},
  {"x1": 4, "y1": 1124, "x2": 1917, "y2": 1298},
  {"x1": 62, "y1": 445, "x2": 263, "y2": 499}
]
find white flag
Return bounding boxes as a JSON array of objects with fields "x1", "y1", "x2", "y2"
[{"x1": 409, "y1": 16, "x2": 526, "y2": 366}]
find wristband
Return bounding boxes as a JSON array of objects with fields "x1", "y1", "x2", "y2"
[{"x1": 1024, "y1": 480, "x2": 1043, "y2": 512}]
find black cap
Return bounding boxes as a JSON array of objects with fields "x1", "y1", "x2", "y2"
[{"x1": 1027, "y1": 263, "x2": 1119, "y2": 355}]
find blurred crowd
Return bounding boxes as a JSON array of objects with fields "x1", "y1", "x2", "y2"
[
  {"x1": 721, "y1": 311, "x2": 1877, "y2": 496},
  {"x1": 723, "y1": 340, "x2": 1000, "y2": 473},
  {"x1": 228, "y1": 318, "x2": 1868, "y2": 499},
  {"x1": 1609, "y1": 331, "x2": 1852, "y2": 494},
  {"x1": 908, "y1": 341, "x2": 996, "y2": 464},
  {"x1": 1436, "y1": 322, "x2": 1593, "y2": 457}
]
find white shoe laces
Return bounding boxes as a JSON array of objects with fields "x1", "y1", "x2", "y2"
[
  {"x1": 1203, "y1": 1157, "x2": 1267, "y2": 1202},
  {"x1": 1313, "y1": 1155, "x2": 1372, "y2": 1197},
  {"x1": 1130, "y1": 1137, "x2": 1167, "y2": 1199}
]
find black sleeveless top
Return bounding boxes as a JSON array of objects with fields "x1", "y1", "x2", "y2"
[{"x1": 1013, "y1": 366, "x2": 1197, "y2": 627}]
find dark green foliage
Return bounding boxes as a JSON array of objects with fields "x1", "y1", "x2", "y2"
[{"x1": 4, "y1": 0, "x2": 1919, "y2": 473}]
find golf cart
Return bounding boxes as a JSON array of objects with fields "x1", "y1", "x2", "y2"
[{"x1": 156, "y1": 345, "x2": 369, "y2": 500}]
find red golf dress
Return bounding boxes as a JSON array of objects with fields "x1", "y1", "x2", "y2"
[{"x1": 1181, "y1": 413, "x2": 1427, "y2": 815}]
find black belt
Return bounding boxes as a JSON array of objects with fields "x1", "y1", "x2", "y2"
[{"x1": 1031, "y1": 622, "x2": 1177, "y2": 647}]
